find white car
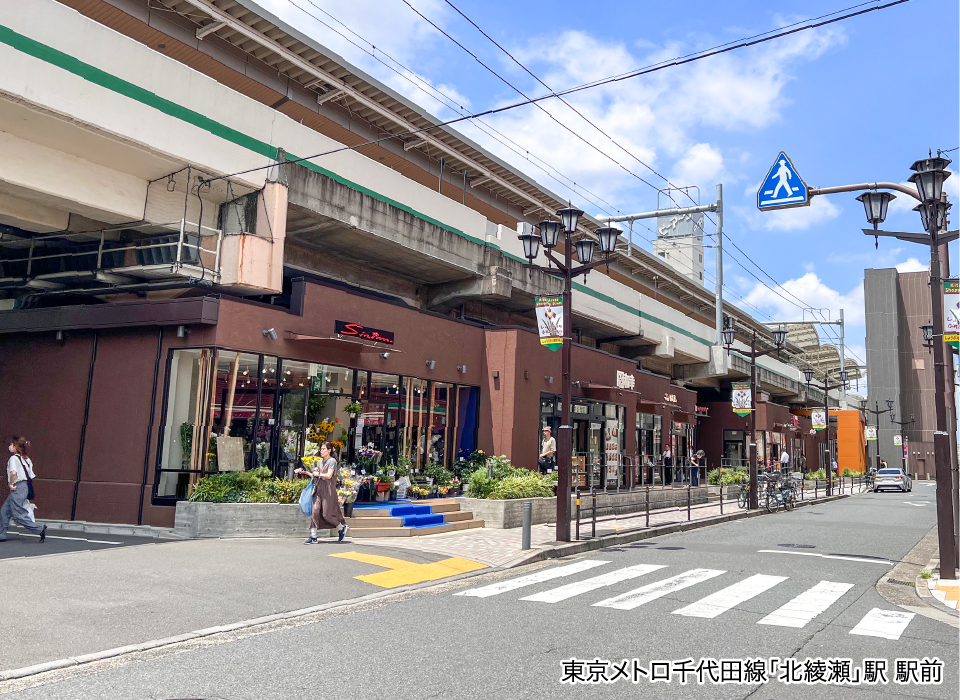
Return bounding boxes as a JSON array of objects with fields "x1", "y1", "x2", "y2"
[{"x1": 873, "y1": 468, "x2": 912, "y2": 493}]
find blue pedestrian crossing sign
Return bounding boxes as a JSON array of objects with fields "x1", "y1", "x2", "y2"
[{"x1": 757, "y1": 152, "x2": 809, "y2": 210}]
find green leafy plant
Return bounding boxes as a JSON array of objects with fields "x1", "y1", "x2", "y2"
[
  {"x1": 841, "y1": 468, "x2": 857, "y2": 477},
  {"x1": 179, "y1": 422, "x2": 194, "y2": 462},
  {"x1": 344, "y1": 401, "x2": 363, "y2": 416},
  {"x1": 706, "y1": 468, "x2": 745, "y2": 486},
  {"x1": 189, "y1": 470, "x2": 308, "y2": 504},
  {"x1": 488, "y1": 471, "x2": 555, "y2": 499},
  {"x1": 805, "y1": 469, "x2": 827, "y2": 480},
  {"x1": 424, "y1": 462, "x2": 453, "y2": 487}
]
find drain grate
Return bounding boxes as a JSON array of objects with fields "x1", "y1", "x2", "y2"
[
  {"x1": 887, "y1": 578, "x2": 914, "y2": 587},
  {"x1": 778, "y1": 544, "x2": 815, "y2": 549}
]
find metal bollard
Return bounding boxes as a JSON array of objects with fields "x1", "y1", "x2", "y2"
[
  {"x1": 719, "y1": 483, "x2": 723, "y2": 515},
  {"x1": 591, "y1": 492, "x2": 597, "y2": 539},
  {"x1": 575, "y1": 489, "x2": 581, "y2": 541},
  {"x1": 521, "y1": 501, "x2": 532, "y2": 550},
  {"x1": 645, "y1": 486, "x2": 650, "y2": 527},
  {"x1": 687, "y1": 484, "x2": 692, "y2": 521}
]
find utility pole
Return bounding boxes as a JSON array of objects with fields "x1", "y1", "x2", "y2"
[
  {"x1": 607, "y1": 187, "x2": 725, "y2": 344},
  {"x1": 722, "y1": 326, "x2": 788, "y2": 509},
  {"x1": 865, "y1": 399, "x2": 894, "y2": 472}
]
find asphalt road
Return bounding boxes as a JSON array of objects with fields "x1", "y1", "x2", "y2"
[
  {"x1": 0, "y1": 535, "x2": 463, "y2": 672},
  {"x1": 2, "y1": 483, "x2": 953, "y2": 699}
]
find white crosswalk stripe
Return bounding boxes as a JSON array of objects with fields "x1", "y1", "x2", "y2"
[
  {"x1": 593, "y1": 569, "x2": 726, "y2": 611},
  {"x1": 455, "y1": 563, "x2": 914, "y2": 642},
  {"x1": 757, "y1": 580, "x2": 854, "y2": 628},
  {"x1": 672, "y1": 574, "x2": 788, "y2": 619},
  {"x1": 454, "y1": 560, "x2": 609, "y2": 598},
  {"x1": 521, "y1": 564, "x2": 667, "y2": 603},
  {"x1": 850, "y1": 608, "x2": 915, "y2": 640}
]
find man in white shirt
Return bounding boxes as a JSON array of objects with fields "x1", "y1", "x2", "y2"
[{"x1": 779, "y1": 449, "x2": 790, "y2": 475}]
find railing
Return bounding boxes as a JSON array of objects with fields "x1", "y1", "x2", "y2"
[
  {"x1": 0, "y1": 220, "x2": 222, "y2": 282},
  {"x1": 573, "y1": 473, "x2": 870, "y2": 540}
]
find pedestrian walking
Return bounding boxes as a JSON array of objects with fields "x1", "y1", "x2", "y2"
[
  {"x1": 0, "y1": 436, "x2": 46, "y2": 543},
  {"x1": 296, "y1": 442, "x2": 347, "y2": 544},
  {"x1": 662, "y1": 446, "x2": 673, "y2": 486},
  {"x1": 538, "y1": 426, "x2": 556, "y2": 474}
]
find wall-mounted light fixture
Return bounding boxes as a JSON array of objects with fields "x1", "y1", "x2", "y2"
[
  {"x1": 425, "y1": 360, "x2": 436, "y2": 369},
  {"x1": 524, "y1": 370, "x2": 530, "y2": 379},
  {"x1": 262, "y1": 328, "x2": 278, "y2": 340},
  {"x1": 166, "y1": 175, "x2": 176, "y2": 192},
  {"x1": 545, "y1": 376, "x2": 553, "y2": 384},
  {"x1": 457, "y1": 365, "x2": 466, "y2": 373},
  {"x1": 380, "y1": 352, "x2": 391, "y2": 359},
  {"x1": 176, "y1": 325, "x2": 188, "y2": 338},
  {"x1": 492, "y1": 370, "x2": 500, "y2": 379},
  {"x1": 55, "y1": 330, "x2": 64, "y2": 342}
]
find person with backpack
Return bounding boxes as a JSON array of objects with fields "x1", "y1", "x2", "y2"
[{"x1": 0, "y1": 436, "x2": 46, "y2": 543}]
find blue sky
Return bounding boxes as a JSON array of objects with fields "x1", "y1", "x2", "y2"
[{"x1": 260, "y1": 0, "x2": 958, "y2": 373}]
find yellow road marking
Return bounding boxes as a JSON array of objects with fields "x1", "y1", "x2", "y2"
[{"x1": 329, "y1": 551, "x2": 487, "y2": 588}]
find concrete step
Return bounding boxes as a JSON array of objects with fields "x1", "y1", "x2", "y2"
[
  {"x1": 344, "y1": 516, "x2": 402, "y2": 528},
  {"x1": 442, "y1": 510, "x2": 474, "y2": 522},
  {"x1": 347, "y1": 519, "x2": 484, "y2": 538}
]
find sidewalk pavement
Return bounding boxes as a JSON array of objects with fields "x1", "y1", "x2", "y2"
[{"x1": 356, "y1": 481, "x2": 868, "y2": 567}]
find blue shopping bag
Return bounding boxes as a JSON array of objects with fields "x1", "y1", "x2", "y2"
[{"x1": 299, "y1": 480, "x2": 315, "y2": 516}]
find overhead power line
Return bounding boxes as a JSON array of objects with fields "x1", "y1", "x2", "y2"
[{"x1": 203, "y1": 0, "x2": 910, "y2": 185}]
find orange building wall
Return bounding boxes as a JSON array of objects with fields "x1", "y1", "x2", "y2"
[{"x1": 836, "y1": 410, "x2": 866, "y2": 473}]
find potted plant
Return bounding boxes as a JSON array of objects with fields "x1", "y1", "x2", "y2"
[{"x1": 344, "y1": 401, "x2": 363, "y2": 417}]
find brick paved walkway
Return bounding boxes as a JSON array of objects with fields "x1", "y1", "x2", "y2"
[{"x1": 356, "y1": 482, "x2": 867, "y2": 567}]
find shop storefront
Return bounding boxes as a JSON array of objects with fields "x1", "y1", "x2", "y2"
[
  {"x1": 154, "y1": 346, "x2": 480, "y2": 505},
  {"x1": 538, "y1": 396, "x2": 626, "y2": 489}
]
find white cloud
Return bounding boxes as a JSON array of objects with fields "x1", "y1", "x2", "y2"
[
  {"x1": 743, "y1": 271, "x2": 864, "y2": 326},
  {"x1": 735, "y1": 195, "x2": 842, "y2": 233},
  {"x1": 670, "y1": 143, "x2": 724, "y2": 190},
  {"x1": 895, "y1": 257, "x2": 928, "y2": 273}
]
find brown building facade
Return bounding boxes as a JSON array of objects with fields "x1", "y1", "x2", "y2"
[{"x1": 0, "y1": 278, "x2": 697, "y2": 527}]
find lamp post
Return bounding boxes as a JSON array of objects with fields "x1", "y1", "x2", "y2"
[
  {"x1": 889, "y1": 412, "x2": 915, "y2": 476},
  {"x1": 864, "y1": 398, "x2": 895, "y2": 473},
  {"x1": 804, "y1": 367, "x2": 849, "y2": 497},
  {"x1": 722, "y1": 325, "x2": 788, "y2": 509},
  {"x1": 851, "y1": 155, "x2": 957, "y2": 579},
  {"x1": 518, "y1": 209, "x2": 620, "y2": 542}
]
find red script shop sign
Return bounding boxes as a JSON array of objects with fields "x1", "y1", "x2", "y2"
[{"x1": 335, "y1": 321, "x2": 395, "y2": 345}]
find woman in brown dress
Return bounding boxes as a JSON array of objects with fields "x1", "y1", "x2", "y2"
[{"x1": 296, "y1": 442, "x2": 347, "y2": 543}]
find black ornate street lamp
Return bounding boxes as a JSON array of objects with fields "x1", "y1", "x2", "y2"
[
  {"x1": 804, "y1": 367, "x2": 850, "y2": 497},
  {"x1": 864, "y1": 398, "x2": 895, "y2": 473},
  {"x1": 519, "y1": 208, "x2": 620, "y2": 542},
  {"x1": 723, "y1": 325, "x2": 788, "y2": 509}
]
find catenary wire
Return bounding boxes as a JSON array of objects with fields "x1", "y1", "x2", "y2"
[
  {"x1": 285, "y1": 0, "x2": 623, "y2": 218},
  {"x1": 201, "y1": 0, "x2": 912, "y2": 185}
]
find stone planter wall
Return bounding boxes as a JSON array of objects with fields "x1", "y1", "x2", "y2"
[
  {"x1": 174, "y1": 502, "x2": 331, "y2": 539},
  {"x1": 457, "y1": 488, "x2": 709, "y2": 529}
]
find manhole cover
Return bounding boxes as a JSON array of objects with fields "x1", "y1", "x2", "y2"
[
  {"x1": 778, "y1": 544, "x2": 816, "y2": 549},
  {"x1": 657, "y1": 546, "x2": 685, "y2": 550},
  {"x1": 887, "y1": 578, "x2": 914, "y2": 587}
]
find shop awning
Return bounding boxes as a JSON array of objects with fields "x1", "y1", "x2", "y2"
[
  {"x1": 284, "y1": 332, "x2": 402, "y2": 353},
  {"x1": 582, "y1": 382, "x2": 640, "y2": 394}
]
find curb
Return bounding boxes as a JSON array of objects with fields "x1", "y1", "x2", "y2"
[
  {"x1": 516, "y1": 494, "x2": 850, "y2": 566},
  {"x1": 0, "y1": 565, "x2": 490, "y2": 683},
  {"x1": 31, "y1": 520, "x2": 183, "y2": 540}
]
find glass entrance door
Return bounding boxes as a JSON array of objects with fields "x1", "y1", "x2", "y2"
[{"x1": 275, "y1": 389, "x2": 306, "y2": 478}]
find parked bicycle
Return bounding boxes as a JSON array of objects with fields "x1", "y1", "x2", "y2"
[{"x1": 764, "y1": 474, "x2": 796, "y2": 513}]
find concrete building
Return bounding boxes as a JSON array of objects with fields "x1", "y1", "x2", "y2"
[
  {"x1": 864, "y1": 267, "x2": 954, "y2": 478},
  {"x1": 0, "y1": 0, "x2": 863, "y2": 526}
]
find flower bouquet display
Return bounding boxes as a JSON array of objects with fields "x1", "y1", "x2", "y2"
[{"x1": 337, "y1": 466, "x2": 360, "y2": 516}]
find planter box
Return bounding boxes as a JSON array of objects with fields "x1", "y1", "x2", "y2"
[
  {"x1": 456, "y1": 488, "x2": 709, "y2": 529},
  {"x1": 174, "y1": 501, "x2": 332, "y2": 539}
]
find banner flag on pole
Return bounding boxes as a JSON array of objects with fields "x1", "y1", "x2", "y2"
[
  {"x1": 945, "y1": 279, "x2": 959, "y2": 349},
  {"x1": 812, "y1": 410, "x2": 827, "y2": 431},
  {"x1": 535, "y1": 296, "x2": 563, "y2": 351},
  {"x1": 731, "y1": 383, "x2": 752, "y2": 416},
  {"x1": 865, "y1": 425, "x2": 877, "y2": 441}
]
